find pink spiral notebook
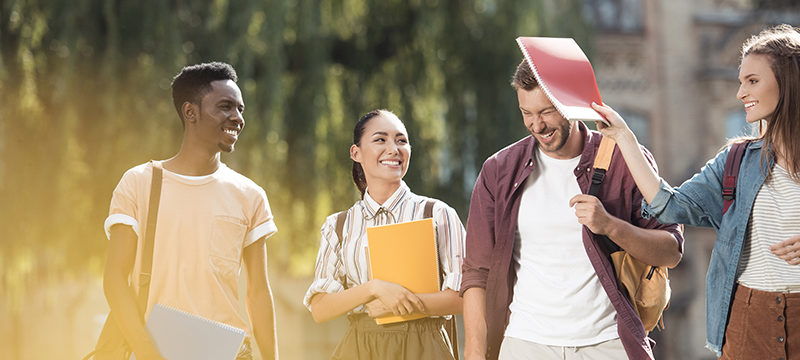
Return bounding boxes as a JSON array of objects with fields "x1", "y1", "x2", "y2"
[{"x1": 515, "y1": 36, "x2": 606, "y2": 124}]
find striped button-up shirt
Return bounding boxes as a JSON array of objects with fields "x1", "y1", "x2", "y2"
[{"x1": 304, "y1": 181, "x2": 466, "y2": 311}]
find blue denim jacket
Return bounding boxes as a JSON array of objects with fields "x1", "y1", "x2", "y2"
[{"x1": 641, "y1": 139, "x2": 772, "y2": 357}]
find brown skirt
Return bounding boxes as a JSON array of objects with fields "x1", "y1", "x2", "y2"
[
  {"x1": 720, "y1": 284, "x2": 800, "y2": 360},
  {"x1": 331, "y1": 314, "x2": 455, "y2": 360}
]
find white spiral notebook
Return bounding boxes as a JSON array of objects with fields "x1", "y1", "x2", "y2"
[{"x1": 131, "y1": 303, "x2": 246, "y2": 360}]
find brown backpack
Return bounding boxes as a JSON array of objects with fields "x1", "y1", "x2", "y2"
[{"x1": 589, "y1": 137, "x2": 670, "y2": 333}]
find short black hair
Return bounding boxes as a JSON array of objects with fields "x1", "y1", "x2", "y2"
[{"x1": 171, "y1": 62, "x2": 238, "y2": 125}]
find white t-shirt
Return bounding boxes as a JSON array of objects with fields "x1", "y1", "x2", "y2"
[
  {"x1": 104, "y1": 162, "x2": 278, "y2": 334},
  {"x1": 504, "y1": 148, "x2": 618, "y2": 346}
]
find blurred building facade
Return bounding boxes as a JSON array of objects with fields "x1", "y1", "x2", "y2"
[{"x1": 585, "y1": 0, "x2": 800, "y2": 359}]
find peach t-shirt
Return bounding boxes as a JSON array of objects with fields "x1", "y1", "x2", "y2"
[{"x1": 104, "y1": 161, "x2": 277, "y2": 333}]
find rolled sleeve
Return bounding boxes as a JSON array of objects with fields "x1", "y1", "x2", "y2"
[
  {"x1": 246, "y1": 187, "x2": 277, "y2": 246},
  {"x1": 245, "y1": 219, "x2": 277, "y2": 246},
  {"x1": 303, "y1": 216, "x2": 346, "y2": 311},
  {"x1": 303, "y1": 277, "x2": 345, "y2": 310},
  {"x1": 104, "y1": 214, "x2": 139, "y2": 240},
  {"x1": 106, "y1": 168, "x2": 141, "y2": 240},
  {"x1": 460, "y1": 164, "x2": 496, "y2": 296},
  {"x1": 641, "y1": 147, "x2": 731, "y2": 229},
  {"x1": 434, "y1": 203, "x2": 466, "y2": 292},
  {"x1": 641, "y1": 179, "x2": 674, "y2": 220}
]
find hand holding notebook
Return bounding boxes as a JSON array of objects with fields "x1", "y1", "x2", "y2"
[
  {"x1": 366, "y1": 218, "x2": 440, "y2": 324},
  {"x1": 516, "y1": 36, "x2": 607, "y2": 124}
]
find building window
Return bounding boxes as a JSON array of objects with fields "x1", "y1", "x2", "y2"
[{"x1": 583, "y1": 0, "x2": 643, "y2": 33}]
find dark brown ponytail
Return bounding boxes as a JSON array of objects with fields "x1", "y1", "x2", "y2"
[{"x1": 352, "y1": 110, "x2": 382, "y2": 197}]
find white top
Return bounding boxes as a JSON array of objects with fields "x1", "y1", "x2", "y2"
[
  {"x1": 303, "y1": 181, "x2": 466, "y2": 312},
  {"x1": 737, "y1": 164, "x2": 800, "y2": 292},
  {"x1": 504, "y1": 148, "x2": 618, "y2": 346},
  {"x1": 105, "y1": 162, "x2": 278, "y2": 333}
]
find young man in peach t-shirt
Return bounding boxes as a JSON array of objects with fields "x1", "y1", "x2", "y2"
[{"x1": 103, "y1": 62, "x2": 278, "y2": 360}]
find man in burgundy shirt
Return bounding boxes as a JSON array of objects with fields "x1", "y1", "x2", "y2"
[{"x1": 460, "y1": 60, "x2": 684, "y2": 360}]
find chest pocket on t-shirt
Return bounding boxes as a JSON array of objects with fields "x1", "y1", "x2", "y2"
[{"x1": 209, "y1": 215, "x2": 247, "y2": 275}]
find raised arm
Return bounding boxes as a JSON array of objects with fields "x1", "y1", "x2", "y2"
[
  {"x1": 103, "y1": 224, "x2": 166, "y2": 360},
  {"x1": 591, "y1": 102, "x2": 662, "y2": 204}
]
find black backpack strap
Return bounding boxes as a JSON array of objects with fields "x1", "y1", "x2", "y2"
[{"x1": 722, "y1": 141, "x2": 749, "y2": 215}]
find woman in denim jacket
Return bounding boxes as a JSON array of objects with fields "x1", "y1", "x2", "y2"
[{"x1": 591, "y1": 25, "x2": 800, "y2": 359}]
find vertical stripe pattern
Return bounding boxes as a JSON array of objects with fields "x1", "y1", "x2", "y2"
[{"x1": 304, "y1": 181, "x2": 466, "y2": 311}]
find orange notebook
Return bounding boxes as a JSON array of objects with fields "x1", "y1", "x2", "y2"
[
  {"x1": 515, "y1": 36, "x2": 606, "y2": 124},
  {"x1": 366, "y1": 218, "x2": 440, "y2": 324}
]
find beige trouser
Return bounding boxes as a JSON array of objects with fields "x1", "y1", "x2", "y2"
[{"x1": 498, "y1": 336, "x2": 627, "y2": 360}]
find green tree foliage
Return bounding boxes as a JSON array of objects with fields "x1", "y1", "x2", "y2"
[{"x1": 0, "y1": 0, "x2": 591, "y2": 307}]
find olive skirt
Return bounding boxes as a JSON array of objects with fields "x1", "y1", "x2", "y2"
[{"x1": 331, "y1": 313, "x2": 456, "y2": 360}]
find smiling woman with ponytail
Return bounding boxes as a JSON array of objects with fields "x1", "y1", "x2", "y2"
[{"x1": 303, "y1": 109, "x2": 466, "y2": 360}]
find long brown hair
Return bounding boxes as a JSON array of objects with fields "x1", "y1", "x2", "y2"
[{"x1": 741, "y1": 24, "x2": 800, "y2": 182}]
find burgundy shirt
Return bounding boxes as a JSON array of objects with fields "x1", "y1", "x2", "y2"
[{"x1": 460, "y1": 125, "x2": 684, "y2": 360}]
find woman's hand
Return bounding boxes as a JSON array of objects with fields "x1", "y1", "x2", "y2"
[
  {"x1": 367, "y1": 279, "x2": 425, "y2": 316},
  {"x1": 591, "y1": 102, "x2": 636, "y2": 145},
  {"x1": 771, "y1": 235, "x2": 800, "y2": 266},
  {"x1": 364, "y1": 299, "x2": 393, "y2": 318}
]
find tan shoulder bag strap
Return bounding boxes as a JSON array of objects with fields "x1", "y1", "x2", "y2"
[
  {"x1": 588, "y1": 137, "x2": 619, "y2": 254},
  {"x1": 137, "y1": 161, "x2": 163, "y2": 309},
  {"x1": 423, "y1": 199, "x2": 435, "y2": 219}
]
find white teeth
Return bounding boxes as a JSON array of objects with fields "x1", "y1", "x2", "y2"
[
  {"x1": 541, "y1": 130, "x2": 555, "y2": 139},
  {"x1": 380, "y1": 160, "x2": 400, "y2": 166},
  {"x1": 744, "y1": 102, "x2": 756, "y2": 109},
  {"x1": 224, "y1": 129, "x2": 237, "y2": 136}
]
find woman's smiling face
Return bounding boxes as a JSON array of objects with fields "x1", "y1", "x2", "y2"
[
  {"x1": 737, "y1": 53, "x2": 780, "y2": 123},
  {"x1": 350, "y1": 112, "x2": 411, "y2": 187}
]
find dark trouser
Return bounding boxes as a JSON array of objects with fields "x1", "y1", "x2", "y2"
[
  {"x1": 332, "y1": 313, "x2": 456, "y2": 360},
  {"x1": 720, "y1": 284, "x2": 800, "y2": 360}
]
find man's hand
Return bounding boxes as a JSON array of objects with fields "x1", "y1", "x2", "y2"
[
  {"x1": 771, "y1": 235, "x2": 800, "y2": 266},
  {"x1": 569, "y1": 194, "x2": 617, "y2": 235}
]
